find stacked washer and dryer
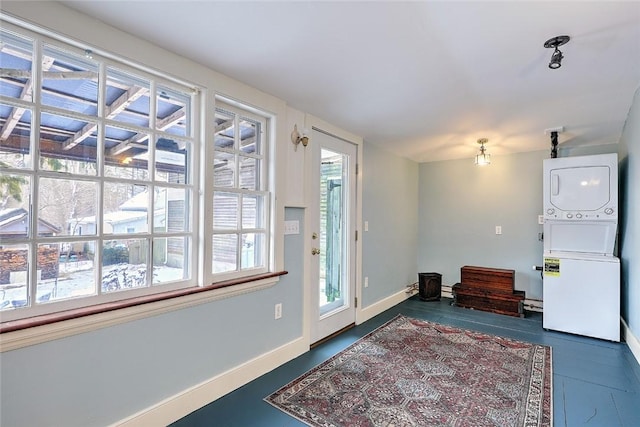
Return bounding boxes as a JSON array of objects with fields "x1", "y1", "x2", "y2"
[{"x1": 542, "y1": 153, "x2": 620, "y2": 341}]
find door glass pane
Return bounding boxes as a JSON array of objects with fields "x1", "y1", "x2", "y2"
[{"x1": 319, "y1": 149, "x2": 348, "y2": 316}]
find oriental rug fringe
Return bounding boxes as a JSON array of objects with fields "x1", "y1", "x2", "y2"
[{"x1": 265, "y1": 315, "x2": 552, "y2": 427}]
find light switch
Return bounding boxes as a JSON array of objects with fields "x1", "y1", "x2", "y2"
[
  {"x1": 284, "y1": 220, "x2": 299, "y2": 235},
  {"x1": 495, "y1": 226, "x2": 502, "y2": 235}
]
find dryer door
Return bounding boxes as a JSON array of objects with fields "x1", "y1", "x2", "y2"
[{"x1": 549, "y1": 165, "x2": 611, "y2": 212}]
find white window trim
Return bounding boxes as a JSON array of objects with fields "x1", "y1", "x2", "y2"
[
  {"x1": 0, "y1": 25, "x2": 200, "y2": 322},
  {"x1": 203, "y1": 96, "x2": 276, "y2": 285},
  {"x1": 0, "y1": 18, "x2": 282, "y2": 336}
]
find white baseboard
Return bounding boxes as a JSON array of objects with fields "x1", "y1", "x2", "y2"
[
  {"x1": 357, "y1": 287, "x2": 414, "y2": 324},
  {"x1": 113, "y1": 336, "x2": 308, "y2": 427},
  {"x1": 114, "y1": 284, "x2": 614, "y2": 426},
  {"x1": 622, "y1": 318, "x2": 640, "y2": 366}
]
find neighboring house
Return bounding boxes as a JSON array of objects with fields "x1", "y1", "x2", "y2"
[
  {"x1": 69, "y1": 190, "x2": 187, "y2": 267},
  {"x1": 0, "y1": 208, "x2": 60, "y2": 239},
  {"x1": 0, "y1": 208, "x2": 60, "y2": 285},
  {"x1": 71, "y1": 191, "x2": 157, "y2": 235}
]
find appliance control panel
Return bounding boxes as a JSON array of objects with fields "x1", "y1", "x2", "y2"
[{"x1": 545, "y1": 206, "x2": 616, "y2": 220}]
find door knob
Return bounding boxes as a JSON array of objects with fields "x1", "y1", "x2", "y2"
[{"x1": 311, "y1": 248, "x2": 320, "y2": 255}]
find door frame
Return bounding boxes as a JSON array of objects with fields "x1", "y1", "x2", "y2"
[{"x1": 303, "y1": 114, "x2": 362, "y2": 347}]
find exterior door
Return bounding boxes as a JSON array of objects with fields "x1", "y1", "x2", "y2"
[{"x1": 309, "y1": 129, "x2": 357, "y2": 344}]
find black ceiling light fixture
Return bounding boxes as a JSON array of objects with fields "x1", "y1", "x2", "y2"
[{"x1": 544, "y1": 35, "x2": 570, "y2": 69}]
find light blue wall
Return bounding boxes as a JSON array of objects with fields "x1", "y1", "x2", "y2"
[
  {"x1": 361, "y1": 143, "x2": 419, "y2": 306},
  {"x1": 417, "y1": 150, "x2": 548, "y2": 300},
  {"x1": 417, "y1": 146, "x2": 622, "y2": 301},
  {"x1": 0, "y1": 207, "x2": 305, "y2": 427},
  {"x1": 619, "y1": 87, "x2": 640, "y2": 337}
]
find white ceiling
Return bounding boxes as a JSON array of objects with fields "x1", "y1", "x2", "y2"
[{"x1": 59, "y1": 1, "x2": 640, "y2": 162}]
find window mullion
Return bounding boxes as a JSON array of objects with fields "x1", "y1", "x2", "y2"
[
  {"x1": 148, "y1": 81, "x2": 158, "y2": 287},
  {"x1": 28, "y1": 38, "x2": 43, "y2": 309},
  {"x1": 233, "y1": 113, "x2": 242, "y2": 271},
  {"x1": 96, "y1": 60, "x2": 107, "y2": 295}
]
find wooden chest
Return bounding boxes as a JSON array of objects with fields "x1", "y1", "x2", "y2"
[{"x1": 452, "y1": 266, "x2": 525, "y2": 317}]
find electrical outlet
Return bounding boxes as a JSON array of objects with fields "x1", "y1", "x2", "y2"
[
  {"x1": 364, "y1": 276, "x2": 369, "y2": 288},
  {"x1": 364, "y1": 221, "x2": 369, "y2": 232},
  {"x1": 274, "y1": 303, "x2": 282, "y2": 319},
  {"x1": 495, "y1": 226, "x2": 502, "y2": 235},
  {"x1": 538, "y1": 215, "x2": 544, "y2": 225}
]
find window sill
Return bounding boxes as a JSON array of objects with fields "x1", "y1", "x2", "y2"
[{"x1": 0, "y1": 271, "x2": 287, "y2": 352}]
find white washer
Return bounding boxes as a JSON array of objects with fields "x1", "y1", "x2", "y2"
[{"x1": 543, "y1": 252, "x2": 620, "y2": 341}]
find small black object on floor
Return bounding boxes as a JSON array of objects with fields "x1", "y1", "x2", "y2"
[{"x1": 418, "y1": 272, "x2": 441, "y2": 301}]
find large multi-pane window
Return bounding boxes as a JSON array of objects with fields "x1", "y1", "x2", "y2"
[
  {"x1": 212, "y1": 104, "x2": 269, "y2": 278},
  {"x1": 0, "y1": 26, "x2": 199, "y2": 321}
]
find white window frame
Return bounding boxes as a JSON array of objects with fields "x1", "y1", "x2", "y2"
[
  {"x1": 206, "y1": 99, "x2": 274, "y2": 284},
  {"x1": 0, "y1": 22, "x2": 200, "y2": 323},
  {"x1": 0, "y1": 17, "x2": 281, "y2": 343}
]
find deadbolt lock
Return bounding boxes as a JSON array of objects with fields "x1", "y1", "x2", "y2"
[{"x1": 312, "y1": 232, "x2": 318, "y2": 240}]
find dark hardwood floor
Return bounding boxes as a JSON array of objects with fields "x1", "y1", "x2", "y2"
[{"x1": 171, "y1": 296, "x2": 640, "y2": 426}]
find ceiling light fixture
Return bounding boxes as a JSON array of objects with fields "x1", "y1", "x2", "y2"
[
  {"x1": 543, "y1": 35, "x2": 570, "y2": 69},
  {"x1": 475, "y1": 138, "x2": 491, "y2": 166}
]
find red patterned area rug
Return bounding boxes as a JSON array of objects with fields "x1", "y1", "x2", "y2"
[{"x1": 265, "y1": 315, "x2": 552, "y2": 427}]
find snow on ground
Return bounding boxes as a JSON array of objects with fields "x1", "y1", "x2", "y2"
[{"x1": 0, "y1": 261, "x2": 185, "y2": 309}]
